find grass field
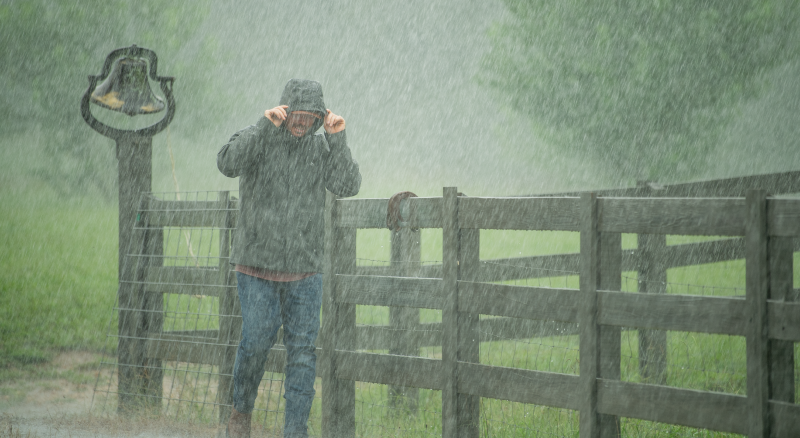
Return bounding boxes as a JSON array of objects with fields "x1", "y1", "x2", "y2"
[{"x1": 2, "y1": 186, "x2": 799, "y2": 436}]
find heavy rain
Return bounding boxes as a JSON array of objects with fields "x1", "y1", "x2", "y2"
[{"x1": 1, "y1": 1, "x2": 799, "y2": 437}]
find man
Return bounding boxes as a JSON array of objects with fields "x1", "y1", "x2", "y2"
[{"x1": 217, "y1": 79, "x2": 361, "y2": 438}]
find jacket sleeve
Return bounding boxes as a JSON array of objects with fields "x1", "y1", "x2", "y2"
[
  {"x1": 323, "y1": 130, "x2": 361, "y2": 197},
  {"x1": 217, "y1": 117, "x2": 277, "y2": 178}
]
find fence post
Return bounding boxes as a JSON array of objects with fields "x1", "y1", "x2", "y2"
[
  {"x1": 141, "y1": 194, "x2": 164, "y2": 412},
  {"x1": 388, "y1": 220, "x2": 421, "y2": 413},
  {"x1": 117, "y1": 193, "x2": 152, "y2": 412},
  {"x1": 457, "y1": 221, "x2": 480, "y2": 438},
  {"x1": 579, "y1": 192, "x2": 600, "y2": 438},
  {"x1": 636, "y1": 183, "x2": 668, "y2": 384},
  {"x1": 321, "y1": 192, "x2": 356, "y2": 437},
  {"x1": 637, "y1": 232, "x2": 667, "y2": 384},
  {"x1": 768, "y1": 235, "x2": 795, "y2": 405},
  {"x1": 441, "y1": 187, "x2": 460, "y2": 438},
  {"x1": 599, "y1": 231, "x2": 621, "y2": 438},
  {"x1": 746, "y1": 189, "x2": 769, "y2": 438},
  {"x1": 217, "y1": 191, "x2": 238, "y2": 424}
]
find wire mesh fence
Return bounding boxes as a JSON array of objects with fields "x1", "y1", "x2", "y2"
[{"x1": 92, "y1": 191, "x2": 324, "y2": 436}]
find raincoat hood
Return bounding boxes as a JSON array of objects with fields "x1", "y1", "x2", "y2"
[{"x1": 279, "y1": 79, "x2": 326, "y2": 135}]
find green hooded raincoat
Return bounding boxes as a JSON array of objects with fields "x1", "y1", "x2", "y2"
[{"x1": 217, "y1": 79, "x2": 361, "y2": 273}]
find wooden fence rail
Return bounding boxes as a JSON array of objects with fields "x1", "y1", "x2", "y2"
[
  {"x1": 323, "y1": 188, "x2": 799, "y2": 438},
  {"x1": 115, "y1": 178, "x2": 800, "y2": 437}
]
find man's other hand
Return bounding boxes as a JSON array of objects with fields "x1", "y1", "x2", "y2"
[
  {"x1": 265, "y1": 105, "x2": 289, "y2": 128},
  {"x1": 324, "y1": 109, "x2": 345, "y2": 134}
]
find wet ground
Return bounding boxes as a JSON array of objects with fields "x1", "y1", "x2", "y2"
[{"x1": 0, "y1": 352, "x2": 221, "y2": 438}]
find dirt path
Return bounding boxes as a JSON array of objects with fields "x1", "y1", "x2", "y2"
[{"x1": 0, "y1": 351, "x2": 220, "y2": 438}]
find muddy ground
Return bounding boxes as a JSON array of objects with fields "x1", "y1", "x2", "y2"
[{"x1": 0, "y1": 352, "x2": 224, "y2": 438}]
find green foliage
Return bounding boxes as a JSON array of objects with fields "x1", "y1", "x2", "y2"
[
  {"x1": 0, "y1": 0, "x2": 216, "y2": 200},
  {"x1": 481, "y1": 0, "x2": 799, "y2": 182}
]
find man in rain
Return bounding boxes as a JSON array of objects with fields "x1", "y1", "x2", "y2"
[{"x1": 217, "y1": 79, "x2": 361, "y2": 438}]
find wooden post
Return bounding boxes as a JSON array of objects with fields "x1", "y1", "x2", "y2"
[
  {"x1": 388, "y1": 220, "x2": 421, "y2": 414},
  {"x1": 636, "y1": 183, "x2": 667, "y2": 384},
  {"x1": 117, "y1": 193, "x2": 148, "y2": 411},
  {"x1": 637, "y1": 233, "x2": 667, "y2": 384},
  {"x1": 457, "y1": 225, "x2": 480, "y2": 438},
  {"x1": 599, "y1": 231, "x2": 621, "y2": 438},
  {"x1": 746, "y1": 190, "x2": 769, "y2": 438},
  {"x1": 141, "y1": 195, "x2": 163, "y2": 412},
  {"x1": 321, "y1": 192, "x2": 356, "y2": 437},
  {"x1": 441, "y1": 187, "x2": 460, "y2": 438},
  {"x1": 768, "y1": 236, "x2": 795, "y2": 405},
  {"x1": 116, "y1": 136, "x2": 153, "y2": 412},
  {"x1": 579, "y1": 193, "x2": 600, "y2": 438},
  {"x1": 217, "y1": 191, "x2": 238, "y2": 424}
]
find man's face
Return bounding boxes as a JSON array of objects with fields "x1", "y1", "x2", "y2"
[{"x1": 285, "y1": 110, "x2": 321, "y2": 138}]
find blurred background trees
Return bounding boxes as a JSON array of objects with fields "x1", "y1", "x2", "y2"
[{"x1": 481, "y1": 0, "x2": 800, "y2": 181}]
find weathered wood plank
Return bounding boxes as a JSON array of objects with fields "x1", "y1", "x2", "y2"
[
  {"x1": 768, "y1": 301, "x2": 800, "y2": 341},
  {"x1": 334, "y1": 351, "x2": 442, "y2": 389},
  {"x1": 768, "y1": 237, "x2": 795, "y2": 405},
  {"x1": 457, "y1": 227, "x2": 481, "y2": 438},
  {"x1": 525, "y1": 170, "x2": 800, "y2": 198},
  {"x1": 746, "y1": 190, "x2": 770, "y2": 438},
  {"x1": 458, "y1": 281, "x2": 580, "y2": 323},
  {"x1": 356, "y1": 236, "x2": 753, "y2": 283},
  {"x1": 441, "y1": 187, "x2": 459, "y2": 438},
  {"x1": 322, "y1": 192, "x2": 356, "y2": 436},
  {"x1": 598, "y1": 291, "x2": 748, "y2": 336},
  {"x1": 145, "y1": 266, "x2": 226, "y2": 286},
  {"x1": 479, "y1": 317, "x2": 579, "y2": 341},
  {"x1": 475, "y1": 254, "x2": 580, "y2": 282},
  {"x1": 597, "y1": 379, "x2": 748, "y2": 434},
  {"x1": 579, "y1": 193, "x2": 601, "y2": 438},
  {"x1": 140, "y1": 281, "x2": 232, "y2": 297},
  {"x1": 335, "y1": 198, "x2": 388, "y2": 228},
  {"x1": 144, "y1": 209, "x2": 228, "y2": 228},
  {"x1": 599, "y1": 231, "x2": 622, "y2": 438},
  {"x1": 144, "y1": 338, "x2": 224, "y2": 365},
  {"x1": 406, "y1": 197, "x2": 443, "y2": 229},
  {"x1": 770, "y1": 400, "x2": 800, "y2": 437},
  {"x1": 459, "y1": 197, "x2": 581, "y2": 231},
  {"x1": 336, "y1": 275, "x2": 443, "y2": 309},
  {"x1": 599, "y1": 198, "x2": 747, "y2": 236},
  {"x1": 145, "y1": 199, "x2": 221, "y2": 212},
  {"x1": 648, "y1": 238, "x2": 744, "y2": 270},
  {"x1": 388, "y1": 226, "x2": 422, "y2": 413},
  {"x1": 355, "y1": 318, "x2": 580, "y2": 350},
  {"x1": 355, "y1": 263, "x2": 442, "y2": 279},
  {"x1": 156, "y1": 330, "x2": 220, "y2": 341},
  {"x1": 458, "y1": 362, "x2": 581, "y2": 410},
  {"x1": 768, "y1": 198, "x2": 800, "y2": 237}
]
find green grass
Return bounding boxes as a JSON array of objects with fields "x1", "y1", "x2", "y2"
[{"x1": 0, "y1": 189, "x2": 118, "y2": 367}]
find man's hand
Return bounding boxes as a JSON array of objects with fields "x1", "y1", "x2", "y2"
[
  {"x1": 324, "y1": 109, "x2": 345, "y2": 134},
  {"x1": 264, "y1": 105, "x2": 289, "y2": 128}
]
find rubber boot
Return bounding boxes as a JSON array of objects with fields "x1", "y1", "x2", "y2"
[{"x1": 226, "y1": 407, "x2": 252, "y2": 438}]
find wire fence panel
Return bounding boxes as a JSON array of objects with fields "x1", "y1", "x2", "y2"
[{"x1": 92, "y1": 191, "x2": 324, "y2": 435}]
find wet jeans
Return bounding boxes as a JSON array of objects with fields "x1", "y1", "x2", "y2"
[{"x1": 232, "y1": 272, "x2": 322, "y2": 438}]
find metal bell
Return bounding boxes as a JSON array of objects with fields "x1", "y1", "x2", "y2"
[{"x1": 91, "y1": 57, "x2": 165, "y2": 116}]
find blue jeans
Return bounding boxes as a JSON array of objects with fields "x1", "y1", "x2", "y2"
[{"x1": 233, "y1": 272, "x2": 322, "y2": 438}]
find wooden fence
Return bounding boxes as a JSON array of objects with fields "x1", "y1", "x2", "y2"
[
  {"x1": 110, "y1": 170, "x2": 800, "y2": 437},
  {"x1": 320, "y1": 188, "x2": 800, "y2": 438}
]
